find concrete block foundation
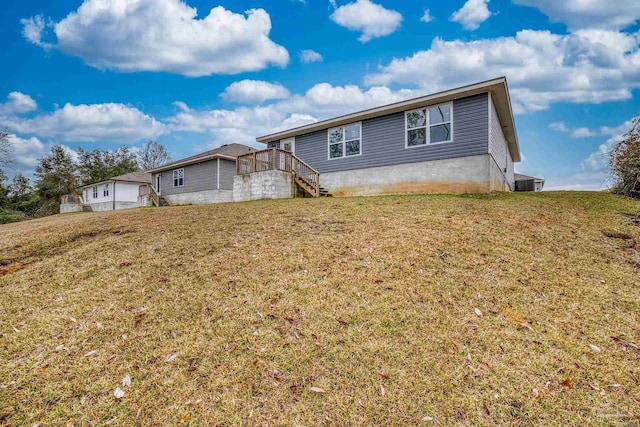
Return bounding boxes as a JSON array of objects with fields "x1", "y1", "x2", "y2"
[
  {"x1": 233, "y1": 170, "x2": 294, "y2": 202},
  {"x1": 162, "y1": 189, "x2": 233, "y2": 205},
  {"x1": 319, "y1": 154, "x2": 503, "y2": 197}
]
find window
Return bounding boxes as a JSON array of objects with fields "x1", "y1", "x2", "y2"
[
  {"x1": 328, "y1": 122, "x2": 361, "y2": 159},
  {"x1": 92, "y1": 187, "x2": 97, "y2": 199},
  {"x1": 173, "y1": 168, "x2": 184, "y2": 187},
  {"x1": 406, "y1": 103, "x2": 452, "y2": 147},
  {"x1": 103, "y1": 184, "x2": 109, "y2": 197}
]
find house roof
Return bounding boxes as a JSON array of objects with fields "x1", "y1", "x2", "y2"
[
  {"x1": 80, "y1": 171, "x2": 151, "y2": 189},
  {"x1": 147, "y1": 143, "x2": 256, "y2": 173},
  {"x1": 256, "y1": 77, "x2": 521, "y2": 162},
  {"x1": 515, "y1": 173, "x2": 545, "y2": 182}
]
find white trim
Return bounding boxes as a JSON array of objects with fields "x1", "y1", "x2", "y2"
[
  {"x1": 173, "y1": 168, "x2": 185, "y2": 187},
  {"x1": 281, "y1": 137, "x2": 295, "y2": 154},
  {"x1": 404, "y1": 102, "x2": 453, "y2": 149},
  {"x1": 216, "y1": 158, "x2": 220, "y2": 190},
  {"x1": 327, "y1": 122, "x2": 363, "y2": 160}
]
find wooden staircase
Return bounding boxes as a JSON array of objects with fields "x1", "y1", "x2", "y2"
[
  {"x1": 237, "y1": 148, "x2": 332, "y2": 198},
  {"x1": 149, "y1": 185, "x2": 170, "y2": 207}
]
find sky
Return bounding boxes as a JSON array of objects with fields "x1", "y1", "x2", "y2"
[{"x1": 1, "y1": 0, "x2": 639, "y2": 190}]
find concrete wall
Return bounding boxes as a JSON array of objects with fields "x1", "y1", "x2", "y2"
[
  {"x1": 89, "y1": 201, "x2": 140, "y2": 212},
  {"x1": 162, "y1": 189, "x2": 233, "y2": 205},
  {"x1": 319, "y1": 154, "x2": 492, "y2": 196},
  {"x1": 233, "y1": 170, "x2": 295, "y2": 202},
  {"x1": 293, "y1": 93, "x2": 489, "y2": 174},
  {"x1": 488, "y1": 95, "x2": 514, "y2": 190},
  {"x1": 60, "y1": 203, "x2": 83, "y2": 214},
  {"x1": 138, "y1": 194, "x2": 153, "y2": 207}
]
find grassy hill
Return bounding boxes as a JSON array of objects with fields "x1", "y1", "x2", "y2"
[{"x1": 1, "y1": 192, "x2": 639, "y2": 426}]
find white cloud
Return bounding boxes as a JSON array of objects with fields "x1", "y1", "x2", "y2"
[
  {"x1": 3, "y1": 134, "x2": 79, "y2": 180},
  {"x1": 5, "y1": 103, "x2": 166, "y2": 142},
  {"x1": 168, "y1": 82, "x2": 422, "y2": 146},
  {"x1": 365, "y1": 29, "x2": 640, "y2": 113},
  {"x1": 450, "y1": 0, "x2": 491, "y2": 31},
  {"x1": 330, "y1": 0, "x2": 403, "y2": 42},
  {"x1": 299, "y1": 49, "x2": 323, "y2": 63},
  {"x1": 580, "y1": 117, "x2": 636, "y2": 173},
  {"x1": 0, "y1": 92, "x2": 38, "y2": 115},
  {"x1": 571, "y1": 127, "x2": 598, "y2": 138},
  {"x1": 513, "y1": 0, "x2": 640, "y2": 31},
  {"x1": 22, "y1": 0, "x2": 289, "y2": 77},
  {"x1": 222, "y1": 80, "x2": 290, "y2": 104},
  {"x1": 20, "y1": 15, "x2": 52, "y2": 49},
  {"x1": 421, "y1": 9, "x2": 433, "y2": 23},
  {"x1": 549, "y1": 121, "x2": 568, "y2": 132}
]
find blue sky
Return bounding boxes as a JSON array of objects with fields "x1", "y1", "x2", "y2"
[{"x1": 1, "y1": 0, "x2": 639, "y2": 190}]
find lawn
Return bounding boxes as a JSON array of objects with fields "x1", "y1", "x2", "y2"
[{"x1": 1, "y1": 192, "x2": 639, "y2": 426}]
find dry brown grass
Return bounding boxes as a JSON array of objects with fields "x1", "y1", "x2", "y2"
[{"x1": 1, "y1": 192, "x2": 639, "y2": 426}]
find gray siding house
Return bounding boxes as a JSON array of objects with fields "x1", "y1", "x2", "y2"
[
  {"x1": 256, "y1": 77, "x2": 521, "y2": 196},
  {"x1": 148, "y1": 143, "x2": 255, "y2": 205}
]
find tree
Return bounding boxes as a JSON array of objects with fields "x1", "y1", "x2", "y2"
[
  {"x1": 137, "y1": 140, "x2": 171, "y2": 170},
  {"x1": 0, "y1": 169, "x2": 9, "y2": 208},
  {"x1": 77, "y1": 146, "x2": 139, "y2": 186},
  {"x1": 610, "y1": 117, "x2": 640, "y2": 199},
  {"x1": 9, "y1": 174, "x2": 33, "y2": 199},
  {"x1": 35, "y1": 145, "x2": 78, "y2": 201},
  {"x1": 0, "y1": 128, "x2": 14, "y2": 167}
]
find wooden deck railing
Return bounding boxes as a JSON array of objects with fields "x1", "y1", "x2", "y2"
[
  {"x1": 236, "y1": 148, "x2": 320, "y2": 197},
  {"x1": 149, "y1": 184, "x2": 160, "y2": 207}
]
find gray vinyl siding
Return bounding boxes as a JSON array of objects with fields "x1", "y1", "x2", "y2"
[
  {"x1": 293, "y1": 93, "x2": 489, "y2": 174},
  {"x1": 219, "y1": 159, "x2": 236, "y2": 190},
  {"x1": 489, "y1": 95, "x2": 514, "y2": 189},
  {"x1": 154, "y1": 160, "x2": 218, "y2": 195}
]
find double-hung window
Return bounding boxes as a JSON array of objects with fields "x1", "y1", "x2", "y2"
[
  {"x1": 92, "y1": 186, "x2": 98, "y2": 199},
  {"x1": 173, "y1": 168, "x2": 184, "y2": 187},
  {"x1": 328, "y1": 122, "x2": 361, "y2": 159},
  {"x1": 406, "y1": 103, "x2": 452, "y2": 147},
  {"x1": 103, "y1": 184, "x2": 109, "y2": 197}
]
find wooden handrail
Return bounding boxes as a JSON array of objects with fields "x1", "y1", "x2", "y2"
[
  {"x1": 149, "y1": 184, "x2": 160, "y2": 207},
  {"x1": 236, "y1": 148, "x2": 321, "y2": 197}
]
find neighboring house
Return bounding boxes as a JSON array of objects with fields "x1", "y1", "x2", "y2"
[
  {"x1": 148, "y1": 143, "x2": 256, "y2": 205},
  {"x1": 515, "y1": 173, "x2": 545, "y2": 192},
  {"x1": 79, "y1": 171, "x2": 152, "y2": 212},
  {"x1": 254, "y1": 77, "x2": 520, "y2": 196}
]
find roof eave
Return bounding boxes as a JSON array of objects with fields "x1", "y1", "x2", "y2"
[
  {"x1": 256, "y1": 76, "x2": 521, "y2": 163},
  {"x1": 147, "y1": 153, "x2": 238, "y2": 173}
]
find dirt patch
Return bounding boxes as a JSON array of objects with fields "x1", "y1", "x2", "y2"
[
  {"x1": 602, "y1": 229, "x2": 634, "y2": 240},
  {"x1": 0, "y1": 262, "x2": 32, "y2": 277}
]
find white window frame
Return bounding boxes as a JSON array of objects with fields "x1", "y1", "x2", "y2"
[
  {"x1": 103, "y1": 184, "x2": 109, "y2": 197},
  {"x1": 327, "y1": 122, "x2": 362, "y2": 160},
  {"x1": 405, "y1": 102, "x2": 454, "y2": 149},
  {"x1": 173, "y1": 168, "x2": 184, "y2": 187},
  {"x1": 92, "y1": 186, "x2": 98, "y2": 199}
]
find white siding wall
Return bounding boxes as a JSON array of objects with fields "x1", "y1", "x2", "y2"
[
  {"x1": 84, "y1": 182, "x2": 140, "y2": 205},
  {"x1": 488, "y1": 95, "x2": 514, "y2": 190},
  {"x1": 115, "y1": 182, "x2": 140, "y2": 202}
]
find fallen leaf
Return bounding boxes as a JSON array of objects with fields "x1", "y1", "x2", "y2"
[
  {"x1": 483, "y1": 402, "x2": 490, "y2": 416},
  {"x1": 561, "y1": 378, "x2": 573, "y2": 388},
  {"x1": 533, "y1": 388, "x2": 539, "y2": 397},
  {"x1": 40, "y1": 364, "x2": 49, "y2": 373},
  {"x1": 165, "y1": 353, "x2": 177, "y2": 362},
  {"x1": 309, "y1": 387, "x2": 326, "y2": 393},
  {"x1": 114, "y1": 387, "x2": 125, "y2": 399},
  {"x1": 608, "y1": 384, "x2": 621, "y2": 388},
  {"x1": 474, "y1": 308, "x2": 483, "y2": 317},
  {"x1": 55, "y1": 345, "x2": 66, "y2": 351},
  {"x1": 12, "y1": 326, "x2": 20, "y2": 333},
  {"x1": 179, "y1": 412, "x2": 191, "y2": 424},
  {"x1": 84, "y1": 350, "x2": 98, "y2": 357},
  {"x1": 122, "y1": 375, "x2": 132, "y2": 387},
  {"x1": 422, "y1": 416, "x2": 434, "y2": 421},
  {"x1": 589, "y1": 344, "x2": 601, "y2": 353},
  {"x1": 69, "y1": 317, "x2": 77, "y2": 323}
]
